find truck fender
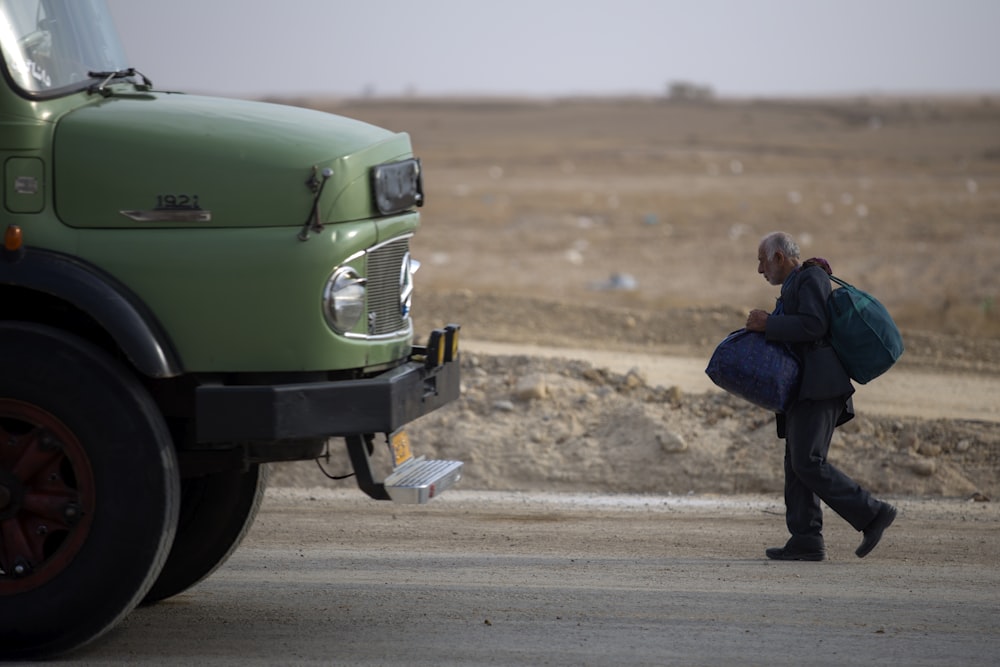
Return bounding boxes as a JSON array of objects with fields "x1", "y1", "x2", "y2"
[{"x1": 0, "y1": 248, "x2": 183, "y2": 378}]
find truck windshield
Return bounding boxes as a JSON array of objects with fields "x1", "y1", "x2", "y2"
[{"x1": 0, "y1": 0, "x2": 128, "y2": 96}]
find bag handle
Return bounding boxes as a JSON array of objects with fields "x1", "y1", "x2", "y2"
[{"x1": 829, "y1": 274, "x2": 853, "y2": 289}]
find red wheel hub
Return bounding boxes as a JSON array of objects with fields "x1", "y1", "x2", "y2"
[{"x1": 0, "y1": 399, "x2": 96, "y2": 594}]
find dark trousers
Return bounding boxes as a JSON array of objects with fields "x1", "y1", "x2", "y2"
[{"x1": 783, "y1": 397, "x2": 880, "y2": 546}]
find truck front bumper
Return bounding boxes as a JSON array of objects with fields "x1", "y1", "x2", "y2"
[{"x1": 193, "y1": 347, "x2": 460, "y2": 444}]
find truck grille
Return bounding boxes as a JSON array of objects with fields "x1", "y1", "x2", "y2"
[{"x1": 366, "y1": 236, "x2": 410, "y2": 336}]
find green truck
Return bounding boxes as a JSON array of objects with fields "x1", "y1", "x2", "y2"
[{"x1": 0, "y1": 0, "x2": 462, "y2": 658}]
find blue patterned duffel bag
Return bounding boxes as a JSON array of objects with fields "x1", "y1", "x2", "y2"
[{"x1": 705, "y1": 329, "x2": 801, "y2": 413}]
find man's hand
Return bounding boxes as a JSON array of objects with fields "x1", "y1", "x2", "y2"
[{"x1": 746, "y1": 309, "x2": 770, "y2": 332}]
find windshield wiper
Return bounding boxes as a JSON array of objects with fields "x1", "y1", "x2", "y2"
[{"x1": 87, "y1": 68, "x2": 153, "y2": 96}]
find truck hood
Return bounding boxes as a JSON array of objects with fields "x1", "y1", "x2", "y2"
[{"x1": 53, "y1": 93, "x2": 412, "y2": 228}]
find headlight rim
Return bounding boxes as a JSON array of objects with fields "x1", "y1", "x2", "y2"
[{"x1": 322, "y1": 265, "x2": 367, "y2": 334}]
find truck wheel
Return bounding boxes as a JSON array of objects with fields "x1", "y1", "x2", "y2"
[
  {"x1": 0, "y1": 323, "x2": 180, "y2": 659},
  {"x1": 143, "y1": 463, "x2": 268, "y2": 603}
]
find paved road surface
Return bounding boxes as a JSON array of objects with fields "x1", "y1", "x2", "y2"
[{"x1": 69, "y1": 490, "x2": 1000, "y2": 666}]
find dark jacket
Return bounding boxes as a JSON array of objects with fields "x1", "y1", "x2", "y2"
[{"x1": 766, "y1": 264, "x2": 854, "y2": 435}]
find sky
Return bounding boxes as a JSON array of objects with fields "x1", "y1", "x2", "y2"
[{"x1": 105, "y1": 0, "x2": 1000, "y2": 99}]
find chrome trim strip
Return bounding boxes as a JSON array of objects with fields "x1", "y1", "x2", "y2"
[
  {"x1": 343, "y1": 320, "x2": 413, "y2": 341},
  {"x1": 342, "y1": 248, "x2": 365, "y2": 264},
  {"x1": 368, "y1": 232, "x2": 415, "y2": 252},
  {"x1": 338, "y1": 233, "x2": 415, "y2": 266},
  {"x1": 120, "y1": 209, "x2": 212, "y2": 222}
]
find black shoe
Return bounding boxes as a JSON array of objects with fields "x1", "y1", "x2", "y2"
[
  {"x1": 856, "y1": 503, "x2": 897, "y2": 558},
  {"x1": 765, "y1": 546, "x2": 826, "y2": 561}
]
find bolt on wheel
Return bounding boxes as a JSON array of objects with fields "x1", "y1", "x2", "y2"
[{"x1": 0, "y1": 400, "x2": 96, "y2": 594}]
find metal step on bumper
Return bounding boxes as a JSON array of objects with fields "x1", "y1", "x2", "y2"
[
  {"x1": 346, "y1": 434, "x2": 462, "y2": 504},
  {"x1": 383, "y1": 457, "x2": 463, "y2": 504}
]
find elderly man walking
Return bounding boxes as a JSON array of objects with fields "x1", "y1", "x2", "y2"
[{"x1": 746, "y1": 231, "x2": 896, "y2": 560}]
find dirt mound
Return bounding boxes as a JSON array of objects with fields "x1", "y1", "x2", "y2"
[{"x1": 271, "y1": 348, "x2": 998, "y2": 500}]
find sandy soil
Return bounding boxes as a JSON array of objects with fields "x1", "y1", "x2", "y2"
[{"x1": 270, "y1": 95, "x2": 1000, "y2": 501}]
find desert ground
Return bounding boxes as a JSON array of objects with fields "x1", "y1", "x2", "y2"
[{"x1": 270, "y1": 94, "x2": 1000, "y2": 501}]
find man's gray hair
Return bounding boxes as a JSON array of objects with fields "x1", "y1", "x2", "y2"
[{"x1": 760, "y1": 231, "x2": 800, "y2": 261}]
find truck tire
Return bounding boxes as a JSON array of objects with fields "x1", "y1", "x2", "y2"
[
  {"x1": 0, "y1": 322, "x2": 180, "y2": 659},
  {"x1": 143, "y1": 463, "x2": 268, "y2": 603}
]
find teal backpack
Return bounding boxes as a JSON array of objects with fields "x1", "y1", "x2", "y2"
[{"x1": 827, "y1": 275, "x2": 904, "y2": 384}]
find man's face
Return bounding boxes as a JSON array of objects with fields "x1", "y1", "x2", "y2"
[{"x1": 757, "y1": 245, "x2": 785, "y2": 285}]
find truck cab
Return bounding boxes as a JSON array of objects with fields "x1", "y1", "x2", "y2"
[{"x1": 0, "y1": 0, "x2": 462, "y2": 658}]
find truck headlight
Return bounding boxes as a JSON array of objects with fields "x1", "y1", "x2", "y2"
[
  {"x1": 372, "y1": 158, "x2": 423, "y2": 215},
  {"x1": 323, "y1": 266, "x2": 366, "y2": 333},
  {"x1": 400, "y1": 252, "x2": 419, "y2": 318}
]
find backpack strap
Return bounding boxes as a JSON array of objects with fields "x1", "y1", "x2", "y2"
[{"x1": 829, "y1": 274, "x2": 852, "y2": 289}]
